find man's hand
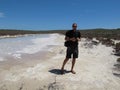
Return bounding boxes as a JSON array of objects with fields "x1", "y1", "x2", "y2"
[
  {"x1": 65, "y1": 37, "x2": 81, "y2": 42},
  {"x1": 70, "y1": 37, "x2": 76, "y2": 42},
  {"x1": 76, "y1": 38, "x2": 81, "y2": 41}
]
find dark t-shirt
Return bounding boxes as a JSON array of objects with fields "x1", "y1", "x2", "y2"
[{"x1": 65, "y1": 30, "x2": 81, "y2": 47}]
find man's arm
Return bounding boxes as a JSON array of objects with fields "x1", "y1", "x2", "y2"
[
  {"x1": 76, "y1": 32, "x2": 81, "y2": 41},
  {"x1": 65, "y1": 36, "x2": 70, "y2": 41},
  {"x1": 65, "y1": 36, "x2": 77, "y2": 42},
  {"x1": 65, "y1": 31, "x2": 72, "y2": 41}
]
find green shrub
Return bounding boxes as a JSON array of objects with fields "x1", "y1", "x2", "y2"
[{"x1": 117, "y1": 58, "x2": 120, "y2": 62}]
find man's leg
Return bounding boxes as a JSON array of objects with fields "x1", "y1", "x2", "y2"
[
  {"x1": 61, "y1": 58, "x2": 69, "y2": 74},
  {"x1": 61, "y1": 46, "x2": 71, "y2": 74},
  {"x1": 71, "y1": 58, "x2": 76, "y2": 74},
  {"x1": 71, "y1": 47, "x2": 78, "y2": 74}
]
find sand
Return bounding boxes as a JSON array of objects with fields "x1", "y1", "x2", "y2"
[{"x1": 0, "y1": 34, "x2": 120, "y2": 90}]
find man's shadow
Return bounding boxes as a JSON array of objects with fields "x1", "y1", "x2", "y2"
[{"x1": 49, "y1": 69, "x2": 71, "y2": 75}]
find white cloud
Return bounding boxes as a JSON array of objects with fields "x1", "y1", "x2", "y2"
[{"x1": 0, "y1": 12, "x2": 5, "y2": 18}]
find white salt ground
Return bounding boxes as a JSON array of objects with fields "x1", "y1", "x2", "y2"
[{"x1": 0, "y1": 34, "x2": 120, "y2": 90}]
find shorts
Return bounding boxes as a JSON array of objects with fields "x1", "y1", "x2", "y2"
[{"x1": 66, "y1": 46, "x2": 78, "y2": 58}]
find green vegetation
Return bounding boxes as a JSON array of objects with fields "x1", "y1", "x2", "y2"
[
  {"x1": 98, "y1": 38, "x2": 115, "y2": 46},
  {"x1": 117, "y1": 58, "x2": 120, "y2": 62},
  {"x1": 79, "y1": 28, "x2": 120, "y2": 40},
  {"x1": 115, "y1": 42, "x2": 120, "y2": 52},
  {"x1": 0, "y1": 28, "x2": 120, "y2": 40}
]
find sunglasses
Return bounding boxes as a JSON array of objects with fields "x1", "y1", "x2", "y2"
[{"x1": 73, "y1": 26, "x2": 77, "y2": 27}]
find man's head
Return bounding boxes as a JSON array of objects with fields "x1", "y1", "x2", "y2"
[{"x1": 72, "y1": 23, "x2": 77, "y2": 30}]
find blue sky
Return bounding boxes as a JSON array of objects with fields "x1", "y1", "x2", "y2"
[{"x1": 0, "y1": 0, "x2": 120, "y2": 30}]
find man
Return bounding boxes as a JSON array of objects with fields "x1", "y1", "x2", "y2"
[{"x1": 61, "y1": 23, "x2": 81, "y2": 74}]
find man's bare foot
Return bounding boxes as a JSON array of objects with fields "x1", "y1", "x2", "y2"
[
  {"x1": 71, "y1": 70, "x2": 76, "y2": 74},
  {"x1": 61, "y1": 69, "x2": 64, "y2": 75}
]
